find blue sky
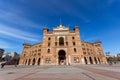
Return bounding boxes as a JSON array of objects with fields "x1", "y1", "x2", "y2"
[{"x1": 0, "y1": 0, "x2": 120, "y2": 55}]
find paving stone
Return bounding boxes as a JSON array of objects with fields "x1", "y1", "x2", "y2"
[{"x1": 0, "y1": 64, "x2": 120, "y2": 80}]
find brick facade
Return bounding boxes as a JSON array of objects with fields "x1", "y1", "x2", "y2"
[{"x1": 19, "y1": 25, "x2": 107, "y2": 65}]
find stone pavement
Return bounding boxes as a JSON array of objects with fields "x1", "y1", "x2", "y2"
[{"x1": 0, "y1": 64, "x2": 120, "y2": 80}]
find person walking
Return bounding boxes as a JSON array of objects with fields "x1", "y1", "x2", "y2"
[{"x1": 1, "y1": 62, "x2": 6, "y2": 68}]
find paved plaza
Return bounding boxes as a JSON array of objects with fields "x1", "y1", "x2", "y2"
[{"x1": 0, "y1": 64, "x2": 120, "y2": 80}]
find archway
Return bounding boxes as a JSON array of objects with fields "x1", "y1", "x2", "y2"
[
  {"x1": 94, "y1": 57, "x2": 98, "y2": 64},
  {"x1": 28, "y1": 59, "x2": 31, "y2": 65},
  {"x1": 58, "y1": 50, "x2": 66, "y2": 65},
  {"x1": 37, "y1": 58, "x2": 40, "y2": 65},
  {"x1": 32, "y1": 58, "x2": 35, "y2": 65},
  {"x1": 89, "y1": 57, "x2": 93, "y2": 64},
  {"x1": 25, "y1": 59, "x2": 27, "y2": 65},
  {"x1": 98, "y1": 58, "x2": 101, "y2": 64},
  {"x1": 84, "y1": 57, "x2": 87, "y2": 64}
]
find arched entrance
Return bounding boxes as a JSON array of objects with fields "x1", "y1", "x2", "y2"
[
  {"x1": 98, "y1": 58, "x2": 101, "y2": 64},
  {"x1": 94, "y1": 57, "x2": 98, "y2": 64},
  {"x1": 84, "y1": 57, "x2": 87, "y2": 64},
  {"x1": 58, "y1": 50, "x2": 66, "y2": 65},
  {"x1": 28, "y1": 59, "x2": 31, "y2": 65},
  {"x1": 32, "y1": 58, "x2": 35, "y2": 65},
  {"x1": 37, "y1": 58, "x2": 40, "y2": 65},
  {"x1": 89, "y1": 57, "x2": 93, "y2": 64},
  {"x1": 25, "y1": 59, "x2": 27, "y2": 65}
]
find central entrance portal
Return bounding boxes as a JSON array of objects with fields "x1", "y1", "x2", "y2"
[{"x1": 58, "y1": 50, "x2": 66, "y2": 65}]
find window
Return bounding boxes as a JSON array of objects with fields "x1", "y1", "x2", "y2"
[
  {"x1": 55, "y1": 42, "x2": 57, "y2": 46},
  {"x1": 38, "y1": 49, "x2": 41, "y2": 52},
  {"x1": 47, "y1": 49, "x2": 50, "y2": 53},
  {"x1": 48, "y1": 42, "x2": 50, "y2": 46},
  {"x1": 98, "y1": 48, "x2": 100, "y2": 51},
  {"x1": 82, "y1": 44, "x2": 84, "y2": 46},
  {"x1": 38, "y1": 53, "x2": 40, "y2": 55},
  {"x1": 74, "y1": 57, "x2": 79, "y2": 63},
  {"x1": 23, "y1": 54, "x2": 26, "y2": 57},
  {"x1": 48, "y1": 37, "x2": 51, "y2": 40},
  {"x1": 59, "y1": 37, "x2": 64, "y2": 46},
  {"x1": 35, "y1": 50, "x2": 37, "y2": 52},
  {"x1": 46, "y1": 58, "x2": 51, "y2": 64},
  {"x1": 83, "y1": 52, "x2": 86, "y2": 55},
  {"x1": 82, "y1": 48, "x2": 85, "y2": 50},
  {"x1": 74, "y1": 48, "x2": 77, "y2": 53},
  {"x1": 99, "y1": 52, "x2": 101, "y2": 54},
  {"x1": 72, "y1": 37, "x2": 75, "y2": 40},
  {"x1": 87, "y1": 48, "x2": 89, "y2": 51},
  {"x1": 66, "y1": 42, "x2": 68, "y2": 46},
  {"x1": 73, "y1": 42, "x2": 75, "y2": 46},
  {"x1": 34, "y1": 54, "x2": 36, "y2": 56}
]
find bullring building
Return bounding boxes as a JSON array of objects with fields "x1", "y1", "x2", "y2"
[{"x1": 19, "y1": 24, "x2": 107, "y2": 65}]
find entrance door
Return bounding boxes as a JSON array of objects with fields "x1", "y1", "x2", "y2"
[
  {"x1": 37, "y1": 58, "x2": 40, "y2": 65},
  {"x1": 58, "y1": 50, "x2": 66, "y2": 65},
  {"x1": 32, "y1": 58, "x2": 35, "y2": 65},
  {"x1": 89, "y1": 57, "x2": 93, "y2": 64},
  {"x1": 84, "y1": 57, "x2": 88, "y2": 64}
]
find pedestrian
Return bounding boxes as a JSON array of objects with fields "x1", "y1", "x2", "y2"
[
  {"x1": 1, "y1": 62, "x2": 6, "y2": 68},
  {"x1": 109, "y1": 61, "x2": 112, "y2": 66}
]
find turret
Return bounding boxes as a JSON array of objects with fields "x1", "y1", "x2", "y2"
[
  {"x1": 23, "y1": 43, "x2": 31, "y2": 49},
  {"x1": 92, "y1": 41, "x2": 102, "y2": 46},
  {"x1": 74, "y1": 26, "x2": 79, "y2": 34},
  {"x1": 43, "y1": 27, "x2": 49, "y2": 35}
]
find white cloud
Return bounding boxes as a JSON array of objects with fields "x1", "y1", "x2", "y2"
[
  {"x1": 0, "y1": 24, "x2": 39, "y2": 42},
  {"x1": 0, "y1": 9, "x2": 41, "y2": 29}
]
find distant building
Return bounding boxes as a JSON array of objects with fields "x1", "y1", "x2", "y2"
[
  {"x1": 0, "y1": 48, "x2": 4, "y2": 61},
  {"x1": 117, "y1": 53, "x2": 120, "y2": 57},
  {"x1": 0, "y1": 48, "x2": 4, "y2": 54},
  {"x1": 19, "y1": 24, "x2": 107, "y2": 65},
  {"x1": 2, "y1": 52, "x2": 19, "y2": 61}
]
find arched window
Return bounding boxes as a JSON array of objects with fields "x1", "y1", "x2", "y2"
[
  {"x1": 72, "y1": 37, "x2": 75, "y2": 40},
  {"x1": 48, "y1": 37, "x2": 51, "y2": 40},
  {"x1": 23, "y1": 54, "x2": 26, "y2": 58},
  {"x1": 59, "y1": 37, "x2": 64, "y2": 46},
  {"x1": 73, "y1": 42, "x2": 75, "y2": 46},
  {"x1": 48, "y1": 42, "x2": 50, "y2": 46},
  {"x1": 55, "y1": 42, "x2": 57, "y2": 46},
  {"x1": 74, "y1": 48, "x2": 77, "y2": 53},
  {"x1": 47, "y1": 49, "x2": 50, "y2": 53},
  {"x1": 66, "y1": 42, "x2": 68, "y2": 46}
]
